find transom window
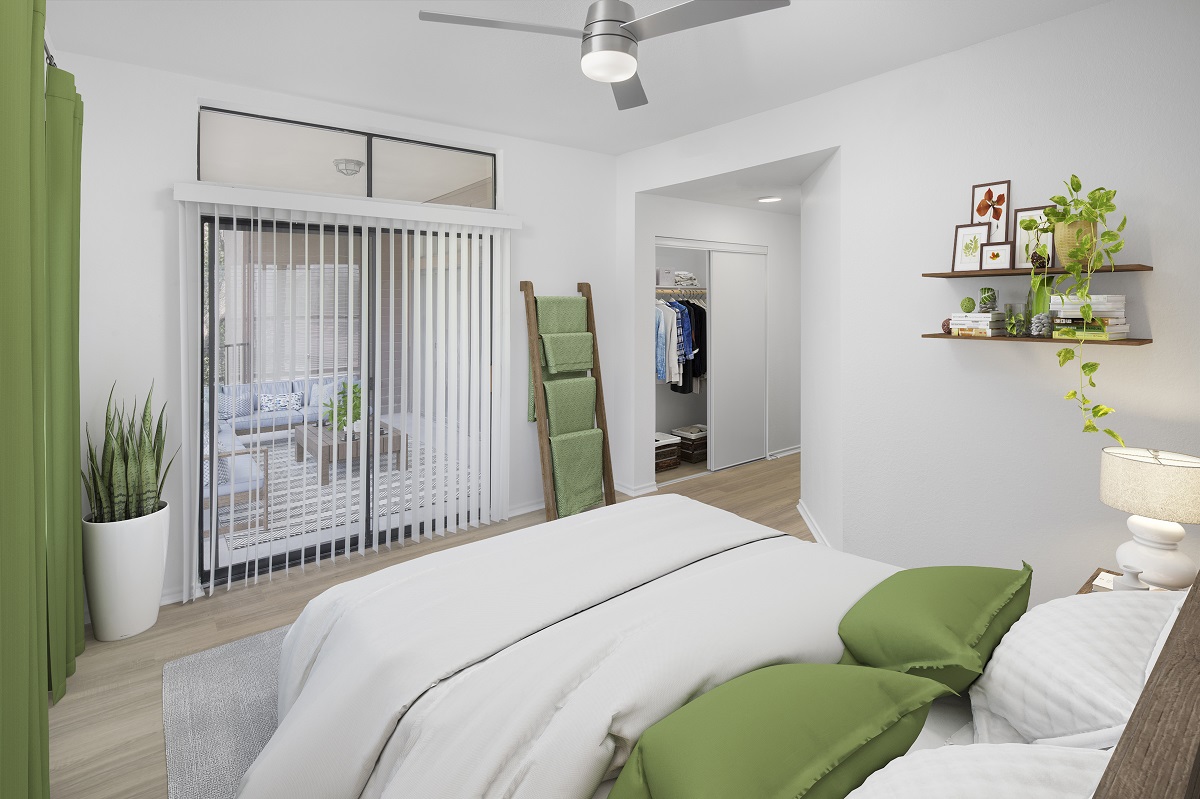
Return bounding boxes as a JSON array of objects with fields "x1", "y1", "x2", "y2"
[{"x1": 198, "y1": 108, "x2": 496, "y2": 209}]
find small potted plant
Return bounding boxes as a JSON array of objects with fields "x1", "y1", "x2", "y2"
[
  {"x1": 81, "y1": 385, "x2": 177, "y2": 641},
  {"x1": 323, "y1": 381, "x2": 363, "y2": 439}
]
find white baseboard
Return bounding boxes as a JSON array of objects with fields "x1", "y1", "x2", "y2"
[
  {"x1": 796, "y1": 498, "x2": 836, "y2": 549},
  {"x1": 160, "y1": 586, "x2": 188, "y2": 606},
  {"x1": 508, "y1": 498, "x2": 547, "y2": 518},
  {"x1": 768, "y1": 445, "x2": 802, "y2": 459},
  {"x1": 616, "y1": 481, "x2": 658, "y2": 498}
]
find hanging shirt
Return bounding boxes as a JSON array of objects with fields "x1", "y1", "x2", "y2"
[
  {"x1": 668, "y1": 301, "x2": 694, "y2": 361},
  {"x1": 654, "y1": 305, "x2": 667, "y2": 381}
]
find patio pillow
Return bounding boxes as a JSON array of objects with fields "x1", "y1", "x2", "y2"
[
  {"x1": 217, "y1": 391, "x2": 251, "y2": 420},
  {"x1": 608, "y1": 664, "x2": 950, "y2": 799},
  {"x1": 838, "y1": 563, "x2": 1032, "y2": 692},
  {"x1": 260, "y1": 392, "x2": 303, "y2": 412}
]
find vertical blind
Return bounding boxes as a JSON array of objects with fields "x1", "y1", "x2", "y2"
[{"x1": 178, "y1": 195, "x2": 513, "y2": 598}]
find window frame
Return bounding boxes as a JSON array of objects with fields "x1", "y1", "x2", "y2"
[{"x1": 197, "y1": 106, "x2": 498, "y2": 209}]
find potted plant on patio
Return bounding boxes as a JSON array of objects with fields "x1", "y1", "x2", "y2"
[
  {"x1": 81, "y1": 385, "x2": 177, "y2": 641},
  {"x1": 323, "y1": 381, "x2": 363, "y2": 440}
]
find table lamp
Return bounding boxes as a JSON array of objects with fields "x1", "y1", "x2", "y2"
[{"x1": 1100, "y1": 447, "x2": 1200, "y2": 590}]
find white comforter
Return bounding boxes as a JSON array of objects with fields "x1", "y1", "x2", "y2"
[{"x1": 238, "y1": 495, "x2": 898, "y2": 799}]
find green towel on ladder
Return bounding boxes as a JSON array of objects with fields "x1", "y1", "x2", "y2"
[
  {"x1": 528, "y1": 296, "x2": 591, "y2": 421},
  {"x1": 535, "y1": 295, "x2": 588, "y2": 334},
  {"x1": 544, "y1": 377, "x2": 596, "y2": 437},
  {"x1": 529, "y1": 368, "x2": 587, "y2": 422},
  {"x1": 540, "y1": 332, "x2": 593, "y2": 374},
  {"x1": 550, "y1": 428, "x2": 605, "y2": 517}
]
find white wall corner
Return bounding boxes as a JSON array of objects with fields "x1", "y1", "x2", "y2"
[{"x1": 797, "y1": 498, "x2": 836, "y2": 549}]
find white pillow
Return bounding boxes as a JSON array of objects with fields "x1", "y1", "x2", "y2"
[
  {"x1": 846, "y1": 744, "x2": 1110, "y2": 799},
  {"x1": 970, "y1": 590, "x2": 1183, "y2": 748},
  {"x1": 1146, "y1": 588, "x2": 1188, "y2": 682}
]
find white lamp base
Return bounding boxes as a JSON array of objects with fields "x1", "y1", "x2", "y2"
[{"x1": 1115, "y1": 514, "x2": 1198, "y2": 590}]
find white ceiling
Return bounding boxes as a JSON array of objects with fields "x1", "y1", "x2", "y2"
[
  {"x1": 48, "y1": 0, "x2": 1106, "y2": 155},
  {"x1": 646, "y1": 147, "x2": 837, "y2": 216}
]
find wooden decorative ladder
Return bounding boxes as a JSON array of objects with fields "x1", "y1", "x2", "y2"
[{"x1": 521, "y1": 281, "x2": 616, "y2": 521}]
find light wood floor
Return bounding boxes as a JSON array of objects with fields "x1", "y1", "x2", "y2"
[{"x1": 48, "y1": 454, "x2": 805, "y2": 799}]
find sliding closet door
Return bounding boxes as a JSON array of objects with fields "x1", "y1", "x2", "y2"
[{"x1": 708, "y1": 251, "x2": 768, "y2": 470}]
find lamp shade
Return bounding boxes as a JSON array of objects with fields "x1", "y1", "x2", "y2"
[{"x1": 1100, "y1": 447, "x2": 1200, "y2": 524}]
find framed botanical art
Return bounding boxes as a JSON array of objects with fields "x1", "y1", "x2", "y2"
[
  {"x1": 980, "y1": 241, "x2": 1015, "y2": 271},
  {"x1": 952, "y1": 223, "x2": 990, "y2": 272},
  {"x1": 1012, "y1": 205, "x2": 1055, "y2": 270},
  {"x1": 971, "y1": 180, "x2": 1011, "y2": 242}
]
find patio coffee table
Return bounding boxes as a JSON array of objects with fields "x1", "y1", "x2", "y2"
[{"x1": 294, "y1": 423, "x2": 404, "y2": 485}]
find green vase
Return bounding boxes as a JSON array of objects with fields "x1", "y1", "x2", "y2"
[{"x1": 1027, "y1": 281, "x2": 1052, "y2": 337}]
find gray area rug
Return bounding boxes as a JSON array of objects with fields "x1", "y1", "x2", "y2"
[{"x1": 163, "y1": 625, "x2": 289, "y2": 799}]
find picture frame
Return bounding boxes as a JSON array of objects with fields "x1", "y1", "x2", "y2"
[
  {"x1": 971, "y1": 180, "x2": 1011, "y2": 242},
  {"x1": 952, "y1": 223, "x2": 990, "y2": 272},
  {"x1": 979, "y1": 241, "x2": 1015, "y2": 271},
  {"x1": 1012, "y1": 205, "x2": 1055, "y2": 271}
]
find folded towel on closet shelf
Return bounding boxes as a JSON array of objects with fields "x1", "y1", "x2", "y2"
[
  {"x1": 535, "y1": 295, "x2": 589, "y2": 334},
  {"x1": 549, "y1": 427, "x2": 605, "y2": 517},
  {"x1": 540, "y1": 332, "x2": 594, "y2": 374},
  {"x1": 543, "y1": 377, "x2": 597, "y2": 437},
  {"x1": 673, "y1": 271, "x2": 699, "y2": 287}
]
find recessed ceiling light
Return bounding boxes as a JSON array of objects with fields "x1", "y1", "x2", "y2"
[{"x1": 757, "y1": 196, "x2": 782, "y2": 203}]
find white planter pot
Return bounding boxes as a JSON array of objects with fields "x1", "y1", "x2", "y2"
[{"x1": 82, "y1": 502, "x2": 170, "y2": 641}]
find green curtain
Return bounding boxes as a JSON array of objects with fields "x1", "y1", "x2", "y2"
[
  {"x1": 2, "y1": 0, "x2": 85, "y2": 794},
  {"x1": 1, "y1": 0, "x2": 52, "y2": 797},
  {"x1": 45, "y1": 65, "x2": 86, "y2": 701}
]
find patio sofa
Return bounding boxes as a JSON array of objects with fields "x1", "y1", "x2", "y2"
[
  {"x1": 217, "y1": 377, "x2": 356, "y2": 436},
  {"x1": 201, "y1": 421, "x2": 269, "y2": 533}
]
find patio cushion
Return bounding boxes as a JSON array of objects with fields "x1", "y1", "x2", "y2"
[
  {"x1": 232, "y1": 410, "x2": 303, "y2": 434},
  {"x1": 203, "y1": 453, "x2": 263, "y2": 498},
  {"x1": 217, "y1": 386, "x2": 252, "y2": 420},
  {"x1": 254, "y1": 380, "x2": 296, "y2": 409}
]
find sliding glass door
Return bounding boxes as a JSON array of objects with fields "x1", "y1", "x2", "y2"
[{"x1": 196, "y1": 211, "x2": 507, "y2": 590}]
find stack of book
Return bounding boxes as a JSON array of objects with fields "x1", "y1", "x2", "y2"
[
  {"x1": 1051, "y1": 295, "x2": 1129, "y2": 340},
  {"x1": 949, "y1": 311, "x2": 1006, "y2": 337}
]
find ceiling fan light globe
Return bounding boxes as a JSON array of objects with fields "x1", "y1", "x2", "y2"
[{"x1": 581, "y1": 49, "x2": 638, "y2": 83}]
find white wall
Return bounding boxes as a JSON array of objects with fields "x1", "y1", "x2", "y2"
[
  {"x1": 63, "y1": 53, "x2": 616, "y2": 602},
  {"x1": 632, "y1": 194, "x2": 803, "y2": 494},
  {"x1": 797, "y1": 152, "x2": 843, "y2": 548},
  {"x1": 615, "y1": 0, "x2": 1200, "y2": 603}
]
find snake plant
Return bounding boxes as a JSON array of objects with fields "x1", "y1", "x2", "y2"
[{"x1": 82, "y1": 384, "x2": 178, "y2": 522}]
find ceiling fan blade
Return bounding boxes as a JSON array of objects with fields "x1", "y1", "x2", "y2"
[
  {"x1": 418, "y1": 11, "x2": 581, "y2": 39},
  {"x1": 621, "y1": 0, "x2": 790, "y2": 42},
  {"x1": 612, "y1": 73, "x2": 649, "y2": 110}
]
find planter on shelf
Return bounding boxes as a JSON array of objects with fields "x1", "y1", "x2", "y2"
[
  {"x1": 1054, "y1": 220, "x2": 1096, "y2": 269},
  {"x1": 83, "y1": 501, "x2": 170, "y2": 641}
]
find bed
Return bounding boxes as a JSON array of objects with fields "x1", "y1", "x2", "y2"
[
  {"x1": 237, "y1": 494, "x2": 898, "y2": 798},
  {"x1": 236, "y1": 493, "x2": 1200, "y2": 799}
]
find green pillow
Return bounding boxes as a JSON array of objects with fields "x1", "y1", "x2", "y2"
[
  {"x1": 838, "y1": 563, "x2": 1032, "y2": 692},
  {"x1": 608, "y1": 664, "x2": 950, "y2": 799}
]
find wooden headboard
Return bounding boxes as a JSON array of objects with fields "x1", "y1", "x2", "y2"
[{"x1": 1094, "y1": 572, "x2": 1200, "y2": 799}]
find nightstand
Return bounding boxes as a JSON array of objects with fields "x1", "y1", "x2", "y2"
[{"x1": 1078, "y1": 567, "x2": 1121, "y2": 594}]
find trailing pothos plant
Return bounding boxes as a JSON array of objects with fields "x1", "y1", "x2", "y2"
[{"x1": 1020, "y1": 175, "x2": 1127, "y2": 446}]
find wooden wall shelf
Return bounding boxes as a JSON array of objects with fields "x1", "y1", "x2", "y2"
[
  {"x1": 923, "y1": 333, "x2": 1152, "y2": 346},
  {"x1": 922, "y1": 264, "x2": 1152, "y2": 279}
]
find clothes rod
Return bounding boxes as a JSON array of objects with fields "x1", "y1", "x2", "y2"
[{"x1": 655, "y1": 287, "x2": 706, "y2": 295}]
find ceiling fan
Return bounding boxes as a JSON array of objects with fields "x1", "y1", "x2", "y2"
[{"x1": 419, "y1": 0, "x2": 791, "y2": 110}]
